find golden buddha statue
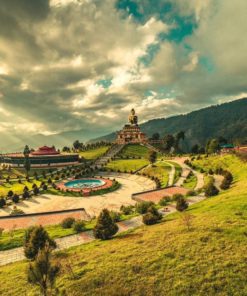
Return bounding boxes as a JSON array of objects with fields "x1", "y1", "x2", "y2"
[{"x1": 128, "y1": 108, "x2": 138, "y2": 125}]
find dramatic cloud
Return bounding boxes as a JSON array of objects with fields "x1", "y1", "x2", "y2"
[{"x1": 0, "y1": 0, "x2": 246, "y2": 147}]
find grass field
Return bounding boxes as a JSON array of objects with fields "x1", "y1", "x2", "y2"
[
  {"x1": 182, "y1": 172, "x2": 197, "y2": 189},
  {"x1": 0, "y1": 155, "x2": 246, "y2": 295},
  {"x1": 118, "y1": 144, "x2": 150, "y2": 159},
  {"x1": 106, "y1": 159, "x2": 149, "y2": 172},
  {"x1": 140, "y1": 161, "x2": 170, "y2": 187},
  {"x1": 166, "y1": 161, "x2": 182, "y2": 184},
  {"x1": 79, "y1": 146, "x2": 110, "y2": 160}
]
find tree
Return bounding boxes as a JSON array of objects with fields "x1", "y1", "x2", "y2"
[
  {"x1": 176, "y1": 197, "x2": 188, "y2": 212},
  {"x1": 148, "y1": 150, "x2": 157, "y2": 166},
  {"x1": 27, "y1": 243, "x2": 60, "y2": 296},
  {"x1": 24, "y1": 226, "x2": 56, "y2": 260},
  {"x1": 0, "y1": 197, "x2": 6, "y2": 208},
  {"x1": 151, "y1": 133, "x2": 160, "y2": 140},
  {"x1": 93, "y1": 209, "x2": 118, "y2": 240},
  {"x1": 73, "y1": 140, "x2": 82, "y2": 151},
  {"x1": 180, "y1": 213, "x2": 194, "y2": 231},
  {"x1": 136, "y1": 201, "x2": 154, "y2": 214},
  {"x1": 191, "y1": 144, "x2": 199, "y2": 154},
  {"x1": 206, "y1": 139, "x2": 220, "y2": 154},
  {"x1": 163, "y1": 134, "x2": 175, "y2": 151},
  {"x1": 175, "y1": 131, "x2": 185, "y2": 152},
  {"x1": 23, "y1": 145, "x2": 31, "y2": 176}
]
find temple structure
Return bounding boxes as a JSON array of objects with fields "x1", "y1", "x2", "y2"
[
  {"x1": 116, "y1": 109, "x2": 148, "y2": 144},
  {"x1": 1, "y1": 146, "x2": 80, "y2": 168}
]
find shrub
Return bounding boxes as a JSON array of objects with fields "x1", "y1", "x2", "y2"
[
  {"x1": 136, "y1": 201, "x2": 154, "y2": 214},
  {"x1": 12, "y1": 194, "x2": 20, "y2": 203},
  {"x1": 204, "y1": 182, "x2": 219, "y2": 197},
  {"x1": 109, "y1": 211, "x2": 121, "y2": 222},
  {"x1": 93, "y1": 209, "x2": 118, "y2": 240},
  {"x1": 176, "y1": 197, "x2": 188, "y2": 212},
  {"x1": 61, "y1": 217, "x2": 75, "y2": 229},
  {"x1": 73, "y1": 220, "x2": 85, "y2": 233},
  {"x1": 120, "y1": 205, "x2": 134, "y2": 215},
  {"x1": 223, "y1": 171, "x2": 233, "y2": 183},
  {"x1": 208, "y1": 168, "x2": 214, "y2": 175},
  {"x1": 143, "y1": 206, "x2": 162, "y2": 225},
  {"x1": 24, "y1": 226, "x2": 56, "y2": 260},
  {"x1": 172, "y1": 193, "x2": 184, "y2": 201},
  {"x1": 0, "y1": 197, "x2": 6, "y2": 208},
  {"x1": 33, "y1": 187, "x2": 40, "y2": 195},
  {"x1": 7, "y1": 190, "x2": 14, "y2": 198},
  {"x1": 159, "y1": 196, "x2": 170, "y2": 206},
  {"x1": 220, "y1": 178, "x2": 231, "y2": 190},
  {"x1": 42, "y1": 184, "x2": 48, "y2": 191},
  {"x1": 23, "y1": 190, "x2": 30, "y2": 199},
  {"x1": 186, "y1": 190, "x2": 196, "y2": 197}
]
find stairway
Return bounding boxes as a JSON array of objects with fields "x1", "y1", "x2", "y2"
[{"x1": 93, "y1": 144, "x2": 125, "y2": 168}]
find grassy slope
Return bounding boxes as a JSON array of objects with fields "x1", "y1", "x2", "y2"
[
  {"x1": 0, "y1": 155, "x2": 246, "y2": 296},
  {"x1": 106, "y1": 159, "x2": 149, "y2": 172},
  {"x1": 119, "y1": 144, "x2": 150, "y2": 158},
  {"x1": 79, "y1": 146, "x2": 109, "y2": 160},
  {"x1": 140, "y1": 161, "x2": 170, "y2": 187},
  {"x1": 182, "y1": 172, "x2": 197, "y2": 189}
]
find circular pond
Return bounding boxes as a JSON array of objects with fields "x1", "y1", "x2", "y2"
[{"x1": 64, "y1": 178, "x2": 106, "y2": 189}]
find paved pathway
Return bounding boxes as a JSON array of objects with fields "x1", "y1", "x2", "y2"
[
  {"x1": 0, "y1": 193, "x2": 205, "y2": 266},
  {"x1": 167, "y1": 162, "x2": 175, "y2": 186}
]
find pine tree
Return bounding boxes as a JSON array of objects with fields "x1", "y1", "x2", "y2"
[{"x1": 93, "y1": 209, "x2": 118, "y2": 240}]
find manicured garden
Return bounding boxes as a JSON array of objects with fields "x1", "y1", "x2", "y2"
[
  {"x1": 106, "y1": 159, "x2": 149, "y2": 173},
  {"x1": 182, "y1": 171, "x2": 197, "y2": 189},
  {"x1": 118, "y1": 144, "x2": 150, "y2": 159},
  {"x1": 79, "y1": 146, "x2": 110, "y2": 160},
  {"x1": 139, "y1": 161, "x2": 170, "y2": 188}
]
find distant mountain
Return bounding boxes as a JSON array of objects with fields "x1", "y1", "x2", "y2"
[
  {"x1": 90, "y1": 98, "x2": 247, "y2": 150},
  {"x1": 1, "y1": 98, "x2": 246, "y2": 153}
]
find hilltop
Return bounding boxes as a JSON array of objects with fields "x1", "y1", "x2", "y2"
[{"x1": 91, "y1": 98, "x2": 247, "y2": 149}]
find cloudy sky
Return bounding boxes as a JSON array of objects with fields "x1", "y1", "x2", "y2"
[{"x1": 0, "y1": 0, "x2": 246, "y2": 140}]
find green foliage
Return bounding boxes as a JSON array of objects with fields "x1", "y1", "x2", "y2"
[
  {"x1": 136, "y1": 201, "x2": 154, "y2": 214},
  {"x1": 73, "y1": 220, "x2": 85, "y2": 233},
  {"x1": 12, "y1": 194, "x2": 19, "y2": 203},
  {"x1": 24, "y1": 226, "x2": 56, "y2": 260},
  {"x1": 109, "y1": 211, "x2": 121, "y2": 222},
  {"x1": 159, "y1": 196, "x2": 170, "y2": 206},
  {"x1": 120, "y1": 205, "x2": 134, "y2": 215},
  {"x1": 27, "y1": 243, "x2": 60, "y2": 296},
  {"x1": 204, "y1": 182, "x2": 219, "y2": 197},
  {"x1": 93, "y1": 209, "x2": 118, "y2": 240},
  {"x1": 0, "y1": 197, "x2": 6, "y2": 208},
  {"x1": 143, "y1": 206, "x2": 162, "y2": 225},
  {"x1": 61, "y1": 217, "x2": 75, "y2": 229},
  {"x1": 176, "y1": 197, "x2": 189, "y2": 212}
]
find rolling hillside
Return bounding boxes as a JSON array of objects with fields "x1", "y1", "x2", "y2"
[{"x1": 91, "y1": 98, "x2": 247, "y2": 150}]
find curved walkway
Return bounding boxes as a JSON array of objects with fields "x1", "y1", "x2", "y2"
[{"x1": 0, "y1": 193, "x2": 205, "y2": 266}]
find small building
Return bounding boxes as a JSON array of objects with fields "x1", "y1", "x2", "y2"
[
  {"x1": 116, "y1": 109, "x2": 148, "y2": 144},
  {"x1": 1, "y1": 146, "x2": 80, "y2": 168},
  {"x1": 220, "y1": 144, "x2": 235, "y2": 153}
]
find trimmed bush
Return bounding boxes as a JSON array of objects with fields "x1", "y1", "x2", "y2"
[
  {"x1": 93, "y1": 209, "x2": 118, "y2": 240},
  {"x1": 12, "y1": 194, "x2": 20, "y2": 203},
  {"x1": 186, "y1": 190, "x2": 196, "y2": 197},
  {"x1": 33, "y1": 187, "x2": 40, "y2": 195},
  {"x1": 176, "y1": 197, "x2": 188, "y2": 212},
  {"x1": 7, "y1": 190, "x2": 14, "y2": 198},
  {"x1": 109, "y1": 211, "x2": 121, "y2": 222},
  {"x1": 23, "y1": 190, "x2": 30, "y2": 199},
  {"x1": 0, "y1": 197, "x2": 6, "y2": 208},
  {"x1": 172, "y1": 193, "x2": 184, "y2": 201},
  {"x1": 143, "y1": 206, "x2": 162, "y2": 225},
  {"x1": 159, "y1": 196, "x2": 170, "y2": 206},
  {"x1": 136, "y1": 201, "x2": 154, "y2": 214},
  {"x1": 120, "y1": 205, "x2": 134, "y2": 215},
  {"x1": 205, "y1": 182, "x2": 219, "y2": 197},
  {"x1": 73, "y1": 220, "x2": 85, "y2": 233},
  {"x1": 61, "y1": 217, "x2": 75, "y2": 229}
]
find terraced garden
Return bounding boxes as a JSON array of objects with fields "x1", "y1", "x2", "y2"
[
  {"x1": 79, "y1": 146, "x2": 110, "y2": 160},
  {"x1": 106, "y1": 159, "x2": 149, "y2": 172}
]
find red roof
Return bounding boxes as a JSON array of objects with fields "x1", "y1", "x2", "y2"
[{"x1": 31, "y1": 146, "x2": 60, "y2": 156}]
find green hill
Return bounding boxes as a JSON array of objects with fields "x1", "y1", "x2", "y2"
[
  {"x1": 0, "y1": 154, "x2": 246, "y2": 295},
  {"x1": 91, "y1": 98, "x2": 247, "y2": 150}
]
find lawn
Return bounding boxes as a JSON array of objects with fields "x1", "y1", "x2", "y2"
[
  {"x1": 106, "y1": 159, "x2": 149, "y2": 172},
  {"x1": 79, "y1": 146, "x2": 110, "y2": 160},
  {"x1": 0, "y1": 155, "x2": 246, "y2": 295},
  {"x1": 166, "y1": 160, "x2": 182, "y2": 184},
  {"x1": 140, "y1": 161, "x2": 170, "y2": 187},
  {"x1": 0, "y1": 180, "x2": 42, "y2": 197},
  {"x1": 182, "y1": 172, "x2": 197, "y2": 189},
  {"x1": 118, "y1": 144, "x2": 150, "y2": 159}
]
